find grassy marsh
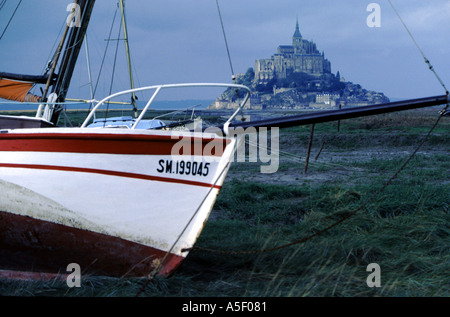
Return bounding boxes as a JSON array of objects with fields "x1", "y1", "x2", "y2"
[{"x1": 0, "y1": 108, "x2": 448, "y2": 297}]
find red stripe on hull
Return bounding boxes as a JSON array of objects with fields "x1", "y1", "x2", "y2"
[
  {"x1": 0, "y1": 163, "x2": 221, "y2": 189},
  {"x1": 0, "y1": 211, "x2": 184, "y2": 277},
  {"x1": 0, "y1": 132, "x2": 229, "y2": 156}
]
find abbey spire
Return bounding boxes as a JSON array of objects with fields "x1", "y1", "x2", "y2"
[
  {"x1": 292, "y1": 17, "x2": 303, "y2": 50},
  {"x1": 293, "y1": 16, "x2": 302, "y2": 39}
]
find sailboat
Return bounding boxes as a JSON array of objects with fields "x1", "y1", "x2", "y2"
[
  {"x1": 0, "y1": 0, "x2": 252, "y2": 278},
  {"x1": 0, "y1": 1, "x2": 447, "y2": 279}
]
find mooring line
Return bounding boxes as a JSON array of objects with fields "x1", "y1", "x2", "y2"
[
  {"x1": 133, "y1": 3, "x2": 449, "y2": 291},
  {"x1": 135, "y1": 137, "x2": 240, "y2": 297},
  {"x1": 186, "y1": 2, "x2": 450, "y2": 256},
  {"x1": 216, "y1": 0, "x2": 235, "y2": 80},
  {"x1": 187, "y1": 105, "x2": 447, "y2": 256},
  {"x1": 387, "y1": 0, "x2": 448, "y2": 95}
]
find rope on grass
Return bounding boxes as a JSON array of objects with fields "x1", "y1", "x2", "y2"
[
  {"x1": 185, "y1": 104, "x2": 448, "y2": 255},
  {"x1": 184, "y1": 1, "x2": 450, "y2": 256}
]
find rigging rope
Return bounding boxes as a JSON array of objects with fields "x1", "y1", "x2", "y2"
[
  {"x1": 132, "y1": 3, "x2": 449, "y2": 290},
  {"x1": 181, "y1": 3, "x2": 450, "y2": 256},
  {"x1": 102, "y1": 9, "x2": 123, "y2": 126},
  {"x1": 135, "y1": 139, "x2": 239, "y2": 296},
  {"x1": 216, "y1": 0, "x2": 235, "y2": 81},
  {"x1": 91, "y1": 4, "x2": 119, "y2": 109},
  {"x1": 0, "y1": 0, "x2": 22, "y2": 41},
  {"x1": 387, "y1": 0, "x2": 449, "y2": 95},
  {"x1": 185, "y1": 107, "x2": 447, "y2": 256},
  {"x1": 245, "y1": 139, "x2": 366, "y2": 173},
  {"x1": 0, "y1": 0, "x2": 7, "y2": 11}
]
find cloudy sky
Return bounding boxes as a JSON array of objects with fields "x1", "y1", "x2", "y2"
[{"x1": 0, "y1": 0, "x2": 449, "y2": 102}]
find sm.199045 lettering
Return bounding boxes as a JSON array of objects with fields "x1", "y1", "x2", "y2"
[{"x1": 157, "y1": 159, "x2": 210, "y2": 177}]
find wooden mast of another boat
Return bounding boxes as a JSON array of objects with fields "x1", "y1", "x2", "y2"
[{"x1": 119, "y1": 0, "x2": 138, "y2": 118}]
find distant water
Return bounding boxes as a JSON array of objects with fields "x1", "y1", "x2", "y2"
[
  {"x1": 0, "y1": 99, "x2": 215, "y2": 111},
  {"x1": 1, "y1": 97, "x2": 418, "y2": 113}
]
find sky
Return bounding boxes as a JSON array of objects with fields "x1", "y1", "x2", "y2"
[{"x1": 0, "y1": 0, "x2": 449, "y2": 103}]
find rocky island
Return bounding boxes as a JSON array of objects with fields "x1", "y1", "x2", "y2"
[{"x1": 209, "y1": 19, "x2": 389, "y2": 110}]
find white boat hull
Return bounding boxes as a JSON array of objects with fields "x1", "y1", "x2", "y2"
[{"x1": 0, "y1": 127, "x2": 239, "y2": 277}]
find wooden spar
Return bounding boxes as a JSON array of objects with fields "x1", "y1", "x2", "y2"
[
  {"x1": 227, "y1": 95, "x2": 448, "y2": 131},
  {"x1": 304, "y1": 124, "x2": 314, "y2": 174},
  {"x1": 84, "y1": 35, "x2": 94, "y2": 106},
  {"x1": 35, "y1": 2, "x2": 76, "y2": 120},
  {"x1": 119, "y1": 0, "x2": 138, "y2": 118},
  {"x1": 39, "y1": 4, "x2": 74, "y2": 107},
  {"x1": 315, "y1": 141, "x2": 326, "y2": 161},
  {"x1": 337, "y1": 103, "x2": 341, "y2": 132}
]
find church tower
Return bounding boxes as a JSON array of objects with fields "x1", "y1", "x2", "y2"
[
  {"x1": 292, "y1": 17, "x2": 302, "y2": 50},
  {"x1": 254, "y1": 16, "x2": 332, "y2": 83}
]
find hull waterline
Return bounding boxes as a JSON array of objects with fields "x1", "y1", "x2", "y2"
[{"x1": 0, "y1": 211, "x2": 184, "y2": 277}]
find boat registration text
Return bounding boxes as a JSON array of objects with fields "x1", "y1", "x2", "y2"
[{"x1": 157, "y1": 159, "x2": 210, "y2": 177}]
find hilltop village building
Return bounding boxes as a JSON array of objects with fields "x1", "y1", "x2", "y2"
[{"x1": 254, "y1": 19, "x2": 331, "y2": 84}]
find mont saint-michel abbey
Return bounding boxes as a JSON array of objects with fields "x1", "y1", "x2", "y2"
[
  {"x1": 211, "y1": 18, "x2": 390, "y2": 110},
  {"x1": 254, "y1": 19, "x2": 331, "y2": 83}
]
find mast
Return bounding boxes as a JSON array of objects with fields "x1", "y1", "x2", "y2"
[
  {"x1": 119, "y1": 0, "x2": 138, "y2": 118},
  {"x1": 35, "y1": 4, "x2": 75, "y2": 119},
  {"x1": 84, "y1": 35, "x2": 94, "y2": 103},
  {"x1": 40, "y1": 15, "x2": 72, "y2": 103},
  {"x1": 47, "y1": 0, "x2": 96, "y2": 125}
]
